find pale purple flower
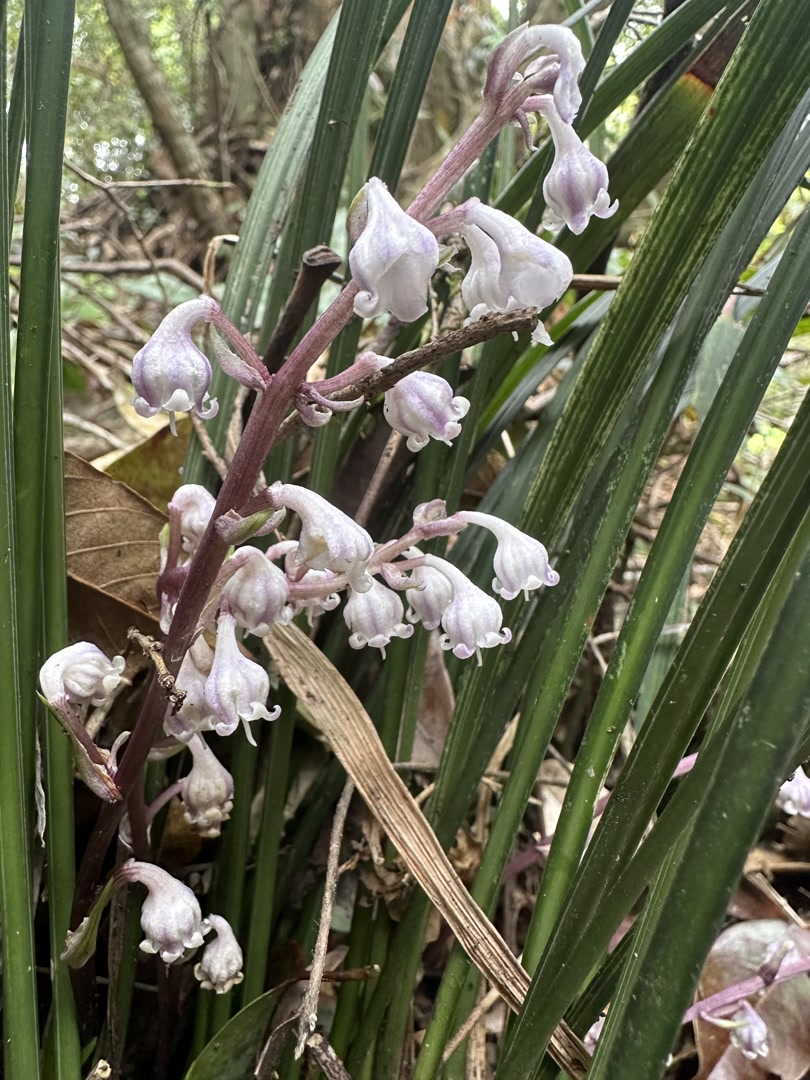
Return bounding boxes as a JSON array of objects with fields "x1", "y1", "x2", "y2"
[
  {"x1": 343, "y1": 579, "x2": 414, "y2": 656},
  {"x1": 181, "y1": 734, "x2": 234, "y2": 838},
  {"x1": 285, "y1": 563, "x2": 343, "y2": 626},
  {"x1": 421, "y1": 554, "x2": 511, "y2": 663},
  {"x1": 458, "y1": 510, "x2": 559, "y2": 600},
  {"x1": 205, "y1": 610, "x2": 280, "y2": 744},
  {"x1": 405, "y1": 549, "x2": 455, "y2": 631},
  {"x1": 542, "y1": 101, "x2": 617, "y2": 235},
  {"x1": 121, "y1": 859, "x2": 205, "y2": 964},
  {"x1": 131, "y1": 297, "x2": 219, "y2": 435},
  {"x1": 460, "y1": 201, "x2": 573, "y2": 345},
  {"x1": 484, "y1": 23, "x2": 586, "y2": 125},
  {"x1": 164, "y1": 636, "x2": 217, "y2": 742},
  {"x1": 267, "y1": 482, "x2": 374, "y2": 592},
  {"x1": 168, "y1": 484, "x2": 217, "y2": 556},
  {"x1": 39, "y1": 642, "x2": 125, "y2": 711},
  {"x1": 221, "y1": 546, "x2": 291, "y2": 636},
  {"x1": 384, "y1": 370, "x2": 470, "y2": 452},
  {"x1": 349, "y1": 177, "x2": 439, "y2": 323},
  {"x1": 776, "y1": 765, "x2": 810, "y2": 818},
  {"x1": 195, "y1": 914, "x2": 244, "y2": 994},
  {"x1": 729, "y1": 1001, "x2": 769, "y2": 1060}
]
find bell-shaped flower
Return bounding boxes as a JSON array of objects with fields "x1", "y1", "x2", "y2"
[
  {"x1": 221, "y1": 546, "x2": 291, "y2": 636},
  {"x1": 421, "y1": 554, "x2": 511, "y2": 663},
  {"x1": 168, "y1": 484, "x2": 217, "y2": 557},
  {"x1": 164, "y1": 636, "x2": 217, "y2": 742},
  {"x1": 343, "y1": 579, "x2": 414, "y2": 656},
  {"x1": 728, "y1": 1001, "x2": 770, "y2": 1061},
  {"x1": 542, "y1": 102, "x2": 617, "y2": 235},
  {"x1": 776, "y1": 765, "x2": 810, "y2": 818},
  {"x1": 181, "y1": 734, "x2": 234, "y2": 838},
  {"x1": 195, "y1": 914, "x2": 244, "y2": 994},
  {"x1": 267, "y1": 482, "x2": 374, "y2": 592},
  {"x1": 460, "y1": 201, "x2": 572, "y2": 345},
  {"x1": 349, "y1": 177, "x2": 439, "y2": 324},
  {"x1": 384, "y1": 370, "x2": 470, "y2": 452},
  {"x1": 205, "y1": 610, "x2": 280, "y2": 744},
  {"x1": 120, "y1": 859, "x2": 205, "y2": 964},
  {"x1": 404, "y1": 551, "x2": 455, "y2": 631},
  {"x1": 131, "y1": 297, "x2": 219, "y2": 435},
  {"x1": 40, "y1": 642, "x2": 125, "y2": 713},
  {"x1": 458, "y1": 510, "x2": 559, "y2": 600}
]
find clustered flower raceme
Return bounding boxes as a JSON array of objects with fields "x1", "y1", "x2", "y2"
[
  {"x1": 47, "y1": 19, "x2": 607, "y2": 996},
  {"x1": 126, "y1": 24, "x2": 614, "y2": 443}
]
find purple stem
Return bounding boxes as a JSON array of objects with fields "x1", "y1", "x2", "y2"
[{"x1": 682, "y1": 953, "x2": 810, "y2": 1024}]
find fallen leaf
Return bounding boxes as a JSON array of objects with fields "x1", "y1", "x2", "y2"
[
  {"x1": 98, "y1": 418, "x2": 191, "y2": 513},
  {"x1": 66, "y1": 451, "x2": 165, "y2": 621}
]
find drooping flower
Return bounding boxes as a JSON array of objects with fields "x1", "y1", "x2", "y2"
[
  {"x1": 180, "y1": 734, "x2": 234, "y2": 838},
  {"x1": 542, "y1": 100, "x2": 617, "y2": 235},
  {"x1": 267, "y1": 482, "x2": 374, "y2": 592},
  {"x1": 39, "y1": 642, "x2": 125, "y2": 713},
  {"x1": 221, "y1": 546, "x2": 291, "y2": 636},
  {"x1": 164, "y1": 636, "x2": 217, "y2": 742},
  {"x1": 460, "y1": 201, "x2": 573, "y2": 345},
  {"x1": 776, "y1": 765, "x2": 810, "y2": 818},
  {"x1": 458, "y1": 510, "x2": 559, "y2": 600},
  {"x1": 205, "y1": 610, "x2": 280, "y2": 744},
  {"x1": 194, "y1": 914, "x2": 244, "y2": 994},
  {"x1": 484, "y1": 23, "x2": 586, "y2": 126},
  {"x1": 120, "y1": 859, "x2": 205, "y2": 964},
  {"x1": 285, "y1": 563, "x2": 343, "y2": 626},
  {"x1": 420, "y1": 554, "x2": 511, "y2": 663},
  {"x1": 728, "y1": 1001, "x2": 770, "y2": 1061},
  {"x1": 131, "y1": 297, "x2": 219, "y2": 435},
  {"x1": 383, "y1": 370, "x2": 470, "y2": 452},
  {"x1": 343, "y1": 579, "x2": 414, "y2": 656},
  {"x1": 404, "y1": 550, "x2": 455, "y2": 631},
  {"x1": 349, "y1": 177, "x2": 439, "y2": 323}
]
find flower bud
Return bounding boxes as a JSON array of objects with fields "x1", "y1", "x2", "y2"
[
  {"x1": 343, "y1": 579, "x2": 414, "y2": 656},
  {"x1": 542, "y1": 101, "x2": 617, "y2": 235},
  {"x1": 39, "y1": 642, "x2": 125, "y2": 712},
  {"x1": 421, "y1": 554, "x2": 511, "y2": 663},
  {"x1": 349, "y1": 177, "x2": 439, "y2": 324},
  {"x1": 120, "y1": 859, "x2": 205, "y2": 963},
  {"x1": 458, "y1": 510, "x2": 559, "y2": 600},
  {"x1": 267, "y1": 482, "x2": 374, "y2": 593},
  {"x1": 205, "y1": 610, "x2": 280, "y2": 743},
  {"x1": 221, "y1": 547, "x2": 291, "y2": 636},
  {"x1": 131, "y1": 297, "x2": 219, "y2": 435},
  {"x1": 181, "y1": 734, "x2": 234, "y2": 838},
  {"x1": 195, "y1": 914, "x2": 244, "y2": 993},
  {"x1": 384, "y1": 371, "x2": 470, "y2": 452}
]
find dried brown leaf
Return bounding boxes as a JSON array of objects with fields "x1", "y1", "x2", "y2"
[
  {"x1": 66, "y1": 451, "x2": 164, "y2": 621},
  {"x1": 264, "y1": 621, "x2": 590, "y2": 1080}
]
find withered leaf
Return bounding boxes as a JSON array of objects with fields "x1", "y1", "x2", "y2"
[
  {"x1": 66, "y1": 451, "x2": 165, "y2": 623},
  {"x1": 68, "y1": 576, "x2": 159, "y2": 657}
]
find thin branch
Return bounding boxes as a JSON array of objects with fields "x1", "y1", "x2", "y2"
[
  {"x1": 263, "y1": 245, "x2": 344, "y2": 373},
  {"x1": 295, "y1": 778, "x2": 355, "y2": 1058}
]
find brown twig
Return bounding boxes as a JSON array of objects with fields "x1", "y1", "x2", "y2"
[
  {"x1": 262, "y1": 245, "x2": 344, "y2": 373},
  {"x1": 126, "y1": 629, "x2": 186, "y2": 712}
]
